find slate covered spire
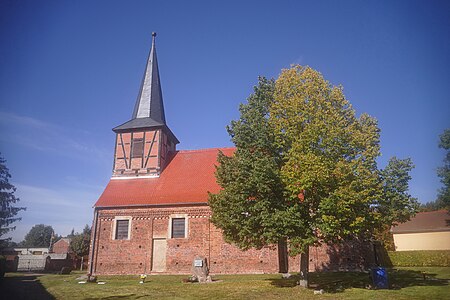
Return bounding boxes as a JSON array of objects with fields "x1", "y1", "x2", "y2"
[
  {"x1": 113, "y1": 32, "x2": 176, "y2": 137},
  {"x1": 132, "y1": 32, "x2": 165, "y2": 123}
]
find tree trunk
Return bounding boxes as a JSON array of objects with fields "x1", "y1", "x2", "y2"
[
  {"x1": 298, "y1": 247, "x2": 309, "y2": 287},
  {"x1": 277, "y1": 238, "x2": 288, "y2": 273}
]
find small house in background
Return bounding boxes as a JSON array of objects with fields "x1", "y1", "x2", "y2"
[
  {"x1": 52, "y1": 238, "x2": 72, "y2": 254},
  {"x1": 391, "y1": 210, "x2": 450, "y2": 251}
]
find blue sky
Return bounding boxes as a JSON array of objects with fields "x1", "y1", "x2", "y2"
[{"x1": 0, "y1": 0, "x2": 449, "y2": 242}]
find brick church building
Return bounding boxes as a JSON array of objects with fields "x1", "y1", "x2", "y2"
[{"x1": 88, "y1": 33, "x2": 375, "y2": 275}]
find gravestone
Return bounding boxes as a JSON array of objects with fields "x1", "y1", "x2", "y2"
[{"x1": 191, "y1": 256, "x2": 210, "y2": 283}]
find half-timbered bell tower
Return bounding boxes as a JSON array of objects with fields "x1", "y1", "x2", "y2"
[{"x1": 112, "y1": 33, "x2": 179, "y2": 177}]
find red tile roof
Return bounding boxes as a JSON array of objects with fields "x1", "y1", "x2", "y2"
[
  {"x1": 94, "y1": 148, "x2": 234, "y2": 207},
  {"x1": 391, "y1": 210, "x2": 450, "y2": 234}
]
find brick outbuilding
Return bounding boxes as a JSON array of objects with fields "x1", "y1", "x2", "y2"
[{"x1": 52, "y1": 238, "x2": 72, "y2": 254}]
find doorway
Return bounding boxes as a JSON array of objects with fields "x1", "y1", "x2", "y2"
[{"x1": 152, "y1": 238, "x2": 167, "y2": 272}]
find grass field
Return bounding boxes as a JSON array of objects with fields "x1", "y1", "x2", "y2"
[{"x1": 2, "y1": 267, "x2": 449, "y2": 300}]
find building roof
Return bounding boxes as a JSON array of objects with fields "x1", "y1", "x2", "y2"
[
  {"x1": 113, "y1": 32, "x2": 171, "y2": 134},
  {"x1": 113, "y1": 117, "x2": 164, "y2": 131},
  {"x1": 391, "y1": 210, "x2": 450, "y2": 234},
  {"x1": 54, "y1": 238, "x2": 71, "y2": 244},
  {"x1": 94, "y1": 147, "x2": 235, "y2": 207},
  {"x1": 112, "y1": 121, "x2": 179, "y2": 144}
]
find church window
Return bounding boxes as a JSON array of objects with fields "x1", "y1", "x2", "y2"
[
  {"x1": 171, "y1": 218, "x2": 186, "y2": 238},
  {"x1": 131, "y1": 138, "x2": 144, "y2": 158},
  {"x1": 113, "y1": 217, "x2": 131, "y2": 240}
]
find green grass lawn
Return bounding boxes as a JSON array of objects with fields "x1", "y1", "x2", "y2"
[{"x1": 2, "y1": 267, "x2": 449, "y2": 300}]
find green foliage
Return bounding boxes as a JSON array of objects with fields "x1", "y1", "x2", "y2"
[
  {"x1": 270, "y1": 66, "x2": 382, "y2": 253},
  {"x1": 209, "y1": 77, "x2": 287, "y2": 249},
  {"x1": 20, "y1": 224, "x2": 54, "y2": 248},
  {"x1": 68, "y1": 228, "x2": 75, "y2": 238},
  {"x1": 420, "y1": 198, "x2": 448, "y2": 212},
  {"x1": 70, "y1": 224, "x2": 91, "y2": 257},
  {"x1": 0, "y1": 153, "x2": 25, "y2": 248},
  {"x1": 373, "y1": 227, "x2": 396, "y2": 251},
  {"x1": 52, "y1": 234, "x2": 62, "y2": 244},
  {"x1": 437, "y1": 129, "x2": 450, "y2": 208},
  {"x1": 211, "y1": 66, "x2": 418, "y2": 285},
  {"x1": 378, "y1": 157, "x2": 419, "y2": 226},
  {"x1": 0, "y1": 240, "x2": 18, "y2": 248},
  {"x1": 388, "y1": 250, "x2": 450, "y2": 267}
]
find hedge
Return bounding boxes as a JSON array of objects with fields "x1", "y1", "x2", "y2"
[{"x1": 387, "y1": 250, "x2": 450, "y2": 267}]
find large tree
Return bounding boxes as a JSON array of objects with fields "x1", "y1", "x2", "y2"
[
  {"x1": 270, "y1": 66, "x2": 382, "y2": 286},
  {"x1": 211, "y1": 66, "x2": 418, "y2": 287},
  {"x1": 21, "y1": 224, "x2": 54, "y2": 248},
  {"x1": 0, "y1": 153, "x2": 25, "y2": 248},
  {"x1": 437, "y1": 129, "x2": 450, "y2": 208},
  {"x1": 210, "y1": 78, "x2": 287, "y2": 251}
]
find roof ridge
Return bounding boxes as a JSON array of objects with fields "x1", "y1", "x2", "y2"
[
  {"x1": 177, "y1": 147, "x2": 236, "y2": 153},
  {"x1": 416, "y1": 209, "x2": 449, "y2": 214}
]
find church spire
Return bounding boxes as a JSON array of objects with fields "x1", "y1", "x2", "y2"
[
  {"x1": 113, "y1": 32, "x2": 176, "y2": 133},
  {"x1": 132, "y1": 32, "x2": 165, "y2": 124},
  {"x1": 110, "y1": 33, "x2": 178, "y2": 177}
]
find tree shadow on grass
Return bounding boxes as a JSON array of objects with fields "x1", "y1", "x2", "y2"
[
  {"x1": 389, "y1": 269, "x2": 449, "y2": 288},
  {"x1": 0, "y1": 273, "x2": 55, "y2": 300},
  {"x1": 268, "y1": 269, "x2": 449, "y2": 293}
]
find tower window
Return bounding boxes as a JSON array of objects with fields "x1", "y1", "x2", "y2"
[{"x1": 131, "y1": 138, "x2": 144, "y2": 158}]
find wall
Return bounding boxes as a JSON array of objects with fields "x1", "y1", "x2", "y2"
[
  {"x1": 4, "y1": 255, "x2": 18, "y2": 272},
  {"x1": 91, "y1": 206, "x2": 281, "y2": 275},
  {"x1": 113, "y1": 129, "x2": 176, "y2": 177},
  {"x1": 393, "y1": 231, "x2": 450, "y2": 251},
  {"x1": 52, "y1": 240, "x2": 70, "y2": 254},
  {"x1": 113, "y1": 130, "x2": 162, "y2": 176},
  {"x1": 89, "y1": 206, "x2": 374, "y2": 275},
  {"x1": 17, "y1": 255, "x2": 47, "y2": 271}
]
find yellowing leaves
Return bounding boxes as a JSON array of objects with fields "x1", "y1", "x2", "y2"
[{"x1": 270, "y1": 65, "x2": 382, "y2": 245}]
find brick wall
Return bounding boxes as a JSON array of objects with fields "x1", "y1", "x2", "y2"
[
  {"x1": 52, "y1": 239, "x2": 71, "y2": 254},
  {"x1": 89, "y1": 205, "x2": 374, "y2": 275}
]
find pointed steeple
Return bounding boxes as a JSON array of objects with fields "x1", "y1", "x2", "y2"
[
  {"x1": 132, "y1": 32, "x2": 165, "y2": 123},
  {"x1": 113, "y1": 32, "x2": 177, "y2": 142}
]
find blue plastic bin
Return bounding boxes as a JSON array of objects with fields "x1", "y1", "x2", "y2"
[{"x1": 371, "y1": 267, "x2": 389, "y2": 289}]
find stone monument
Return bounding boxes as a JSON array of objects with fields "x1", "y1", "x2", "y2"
[{"x1": 191, "y1": 256, "x2": 210, "y2": 283}]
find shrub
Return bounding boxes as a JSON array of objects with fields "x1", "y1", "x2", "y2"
[{"x1": 387, "y1": 250, "x2": 450, "y2": 267}]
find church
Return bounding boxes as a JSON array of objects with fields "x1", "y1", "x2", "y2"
[{"x1": 88, "y1": 33, "x2": 374, "y2": 275}]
